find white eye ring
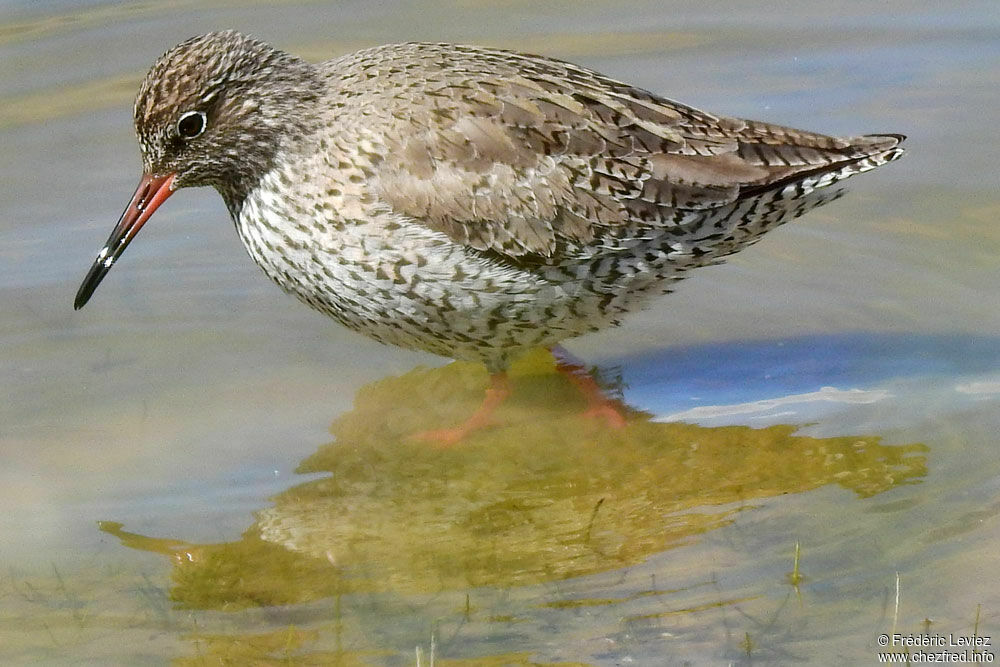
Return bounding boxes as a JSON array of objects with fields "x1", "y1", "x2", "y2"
[{"x1": 177, "y1": 110, "x2": 207, "y2": 139}]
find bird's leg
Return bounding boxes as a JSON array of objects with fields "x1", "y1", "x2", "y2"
[
  {"x1": 550, "y1": 346, "x2": 627, "y2": 428},
  {"x1": 413, "y1": 371, "x2": 512, "y2": 447}
]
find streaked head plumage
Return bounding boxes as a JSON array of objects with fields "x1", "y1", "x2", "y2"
[{"x1": 132, "y1": 30, "x2": 321, "y2": 202}]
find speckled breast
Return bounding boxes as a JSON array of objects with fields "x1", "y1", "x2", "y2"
[{"x1": 230, "y1": 162, "x2": 650, "y2": 366}]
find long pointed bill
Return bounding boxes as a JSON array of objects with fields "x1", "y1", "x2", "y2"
[{"x1": 74, "y1": 172, "x2": 177, "y2": 310}]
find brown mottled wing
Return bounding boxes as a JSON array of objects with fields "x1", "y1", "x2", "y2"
[{"x1": 375, "y1": 43, "x2": 903, "y2": 258}]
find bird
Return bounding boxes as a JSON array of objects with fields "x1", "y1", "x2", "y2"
[{"x1": 74, "y1": 30, "x2": 905, "y2": 441}]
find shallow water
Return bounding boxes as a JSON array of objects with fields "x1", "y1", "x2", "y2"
[{"x1": 2, "y1": 1, "x2": 999, "y2": 664}]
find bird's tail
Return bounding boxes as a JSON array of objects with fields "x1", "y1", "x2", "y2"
[
  {"x1": 674, "y1": 133, "x2": 906, "y2": 264},
  {"x1": 842, "y1": 133, "x2": 907, "y2": 174}
]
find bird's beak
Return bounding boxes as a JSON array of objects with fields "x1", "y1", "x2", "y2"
[{"x1": 74, "y1": 172, "x2": 177, "y2": 310}]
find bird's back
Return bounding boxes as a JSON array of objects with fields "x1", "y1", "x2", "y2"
[{"x1": 316, "y1": 42, "x2": 904, "y2": 264}]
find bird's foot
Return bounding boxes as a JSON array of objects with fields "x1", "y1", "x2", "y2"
[
  {"x1": 551, "y1": 346, "x2": 628, "y2": 429},
  {"x1": 582, "y1": 401, "x2": 628, "y2": 429},
  {"x1": 411, "y1": 372, "x2": 511, "y2": 447},
  {"x1": 412, "y1": 423, "x2": 490, "y2": 448}
]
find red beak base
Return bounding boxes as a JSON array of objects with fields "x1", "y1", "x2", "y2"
[{"x1": 74, "y1": 172, "x2": 177, "y2": 310}]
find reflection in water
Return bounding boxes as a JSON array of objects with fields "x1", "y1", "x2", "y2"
[{"x1": 101, "y1": 349, "x2": 926, "y2": 620}]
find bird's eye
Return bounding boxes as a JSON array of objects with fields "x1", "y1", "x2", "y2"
[{"x1": 177, "y1": 110, "x2": 207, "y2": 139}]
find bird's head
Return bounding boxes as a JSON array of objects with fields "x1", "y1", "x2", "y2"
[{"x1": 74, "y1": 30, "x2": 321, "y2": 309}]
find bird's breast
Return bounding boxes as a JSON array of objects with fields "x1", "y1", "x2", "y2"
[{"x1": 234, "y1": 163, "x2": 537, "y2": 327}]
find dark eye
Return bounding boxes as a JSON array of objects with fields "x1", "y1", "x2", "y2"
[{"x1": 177, "y1": 110, "x2": 206, "y2": 139}]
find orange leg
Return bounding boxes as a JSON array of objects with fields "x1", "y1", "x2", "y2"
[
  {"x1": 413, "y1": 371, "x2": 512, "y2": 446},
  {"x1": 551, "y1": 347, "x2": 628, "y2": 428}
]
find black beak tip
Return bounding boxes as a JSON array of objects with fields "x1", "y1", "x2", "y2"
[
  {"x1": 74, "y1": 260, "x2": 108, "y2": 311},
  {"x1": 74, "y1": 285, "x2": 93, "y2": 311}
]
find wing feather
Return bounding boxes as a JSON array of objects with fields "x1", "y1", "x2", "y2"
[{"x1": 370, "y1": 43, "x2": 903, "y2": 259}]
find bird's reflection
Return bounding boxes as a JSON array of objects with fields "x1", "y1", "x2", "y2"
[{"x1": 101, "y1": 348, "x2": 926, "y2": 612}]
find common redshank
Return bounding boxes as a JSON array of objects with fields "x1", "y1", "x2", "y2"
[{"x1": 75, "y1": 31, "x2": 905, "y2": 439}]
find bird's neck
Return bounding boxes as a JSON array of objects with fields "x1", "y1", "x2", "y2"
[{"x1": 216, "y1": 60, "x2": 325, "y2": 215}]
